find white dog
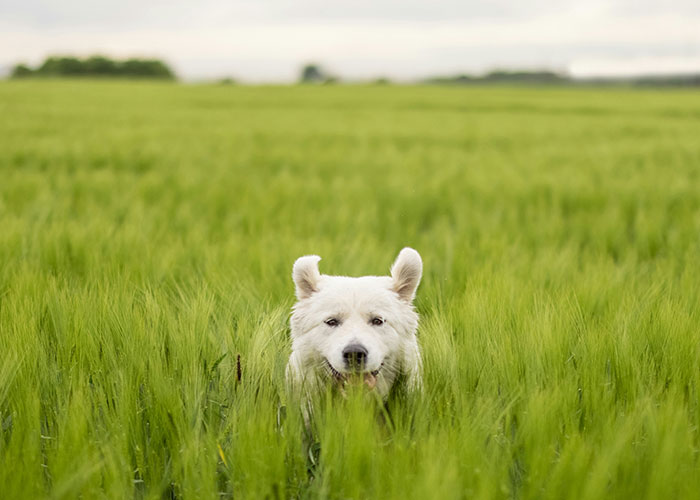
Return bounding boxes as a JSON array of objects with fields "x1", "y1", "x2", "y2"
[{"x1": 287, "y1": 248, "x2": 423, "y2": 400}]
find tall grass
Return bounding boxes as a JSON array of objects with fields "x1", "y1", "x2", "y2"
[{"x1": 0, "y1": 81, "x2": 699, "y2": 498}]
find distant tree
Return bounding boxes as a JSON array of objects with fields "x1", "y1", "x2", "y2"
[
  {"x1": 372, "y1": 77, "x2": 391, "y2": 85},
  {"x1": 299, "y1": 64, "x2": 326, "y2": 83},
  {"x1": 11, "y1": 64, "x2": 33, "y2": 78},
  {"x1": 38, "y1": 56, "x2": 85, "y2": 76},
  {"x1": 119, "y1": 58, "x2": 175, "y2": 79},
  {"x1": 84, "y1": 55, "x2": 118, "y2": 76}
]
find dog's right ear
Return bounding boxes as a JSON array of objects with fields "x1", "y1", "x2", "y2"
[
  {"x1": 292, "y1": 255, "x2": 322, "y2": 300},
  {"x1": 391, "y1": 247, "x2": 422, "y2": 303}
]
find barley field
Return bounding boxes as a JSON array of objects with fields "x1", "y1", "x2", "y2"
[{"x1": 1, "y1": 81, "x2": 699, "y2": 499}]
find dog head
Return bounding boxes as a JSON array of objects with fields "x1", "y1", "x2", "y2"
[{"x1": 288, "y1": 248, "x2": 423, "y2": 398}]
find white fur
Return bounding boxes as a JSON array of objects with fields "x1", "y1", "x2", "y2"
[{"x1": 287, "y1": 248, "x2": 423, "y2": 400}]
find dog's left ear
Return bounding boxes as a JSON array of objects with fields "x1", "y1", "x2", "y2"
[
  {"x1": 391, "y1": 247, "x2": 422, "y2": 302},
  {"x1": 293, "y1": 255, "x2": 322, "y2": 300}
]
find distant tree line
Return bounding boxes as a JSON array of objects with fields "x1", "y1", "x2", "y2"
[
  {"x1": 11, "y1": 56, "x2": 176, "y2": 79},
  {"x1": 424, "y1": 69, "x2": 700, "y2": 87},
  {"x1": 9, "y1": 57, "x2": 699, "y2": 86},
  {"x1": 424, "y1": 70, "x2": 569, "y2": 85},
  {"x1": 585, "y1": 74, "x2": 700, "y2": 87}
]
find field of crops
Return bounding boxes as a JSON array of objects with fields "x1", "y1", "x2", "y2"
[{"x1": 1, "y1": 81, "x2": 699, "y2": 499}]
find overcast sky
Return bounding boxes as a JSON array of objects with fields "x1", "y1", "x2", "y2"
[{"x1": 1, "y1": 0, "x2": 699, "y2": 81}]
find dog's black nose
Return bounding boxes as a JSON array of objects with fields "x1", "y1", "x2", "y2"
[{"x1": 342, "y1": 344, "x2": 368, "y2": 368}]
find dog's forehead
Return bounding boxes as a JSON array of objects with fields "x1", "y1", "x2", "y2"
[{"x1": 311, "y1": 275, "x2": 397, "y2": 311}]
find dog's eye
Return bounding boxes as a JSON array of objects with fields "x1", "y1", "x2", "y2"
[
  {"x1": 370, "y1": 317, "x2": 385, "y2": 326},
  {"x1": 325, "y1": 318, "x2": 340, "y2": 327}
]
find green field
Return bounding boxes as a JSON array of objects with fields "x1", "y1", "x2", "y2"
[{"x1": 1, "y1": 81, "x2": 699, "y2": 499}]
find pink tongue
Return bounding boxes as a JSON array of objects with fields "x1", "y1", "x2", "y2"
[{"x1": 363, "y1": 373, "x2": 377, "y2": 389}]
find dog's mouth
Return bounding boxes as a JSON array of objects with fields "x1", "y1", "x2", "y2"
[{"x1": 325, "y1": 359, "x2": 383, "y2": 389}]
